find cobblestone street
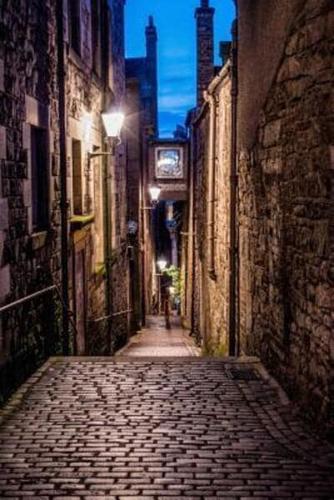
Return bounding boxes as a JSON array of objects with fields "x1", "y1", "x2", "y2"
[
  {"x1": 0, "y1": 350, "x2": 333, "y2": 498},
  {"x1": 116, "y1": 316, "x2": 200, "y2": 357}
]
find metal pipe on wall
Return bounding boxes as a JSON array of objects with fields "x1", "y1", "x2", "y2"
[
  {"x1": 204, "y1": 91, "x2": 218, "y2": 280},
  {"x1": 56, "y1": 0, "x2": 70, "y2": 355},
  {"x1": 229, "y1": 17, "x2": 239, "y2": 356}
]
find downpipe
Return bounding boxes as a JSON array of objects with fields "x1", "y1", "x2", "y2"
[
  {"x1": 203, "y1": 91, "x2": 218, "y2": 280},
  {"x1": 56, "y1": 0, "x2": 70, "y2": 355},
  {"x1": 229, "y1": 17, "x2": 239, "y2": 356}
]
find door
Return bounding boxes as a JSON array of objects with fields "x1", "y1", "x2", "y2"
[{"x1": 74, "y1": 249, "x2": 86, "y2": 355}]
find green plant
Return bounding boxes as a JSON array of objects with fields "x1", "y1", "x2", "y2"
[{"x1": 164, "y1": 265, "x2": 182, "y2": 299}]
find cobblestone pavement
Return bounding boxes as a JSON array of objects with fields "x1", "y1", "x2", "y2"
[
  {"x1": 0, "y1": 357, "x2": 334, "y2": 499},
  {"x1": 116, "y1": 316, "x2": 200, "y2": 357}
]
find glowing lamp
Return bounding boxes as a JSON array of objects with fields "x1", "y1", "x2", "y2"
[
  {"x1": 101, "y1": 111, "x2": 124, "y2": 138},
  {"x1": 157, "y1": 259, "x2": 167, "y2": 272},
  {"x1": 149, "y1": 186, "x2": 161, "y2": 203}
]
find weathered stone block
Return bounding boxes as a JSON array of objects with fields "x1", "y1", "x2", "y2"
[
  {"x1": 0, "y1": 126, "x2": 6, "y2": 160},
  {"x1": 316, "y1": 284, "x2": 333, "y2": 309},
  {"x1": 0, "y1": 58, "x2": 4, "y2": 92},
  {"x1": 263, "y1": 120, "x2": 282, "y2": 148},
  {"x1": 0, "y1": 265, "x2": 10, "y2": 301},
  {"x1": 0, "y1": 199, "x2": 8, "y2": 230}
]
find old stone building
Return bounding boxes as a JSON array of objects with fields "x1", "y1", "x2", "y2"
[
  {"x1": 185, "y1": 64, "x2": 233, "y2": 353},
  {"x1": 184, "y1": 0, "x2": 233, "y2": 352},
  {"x1": 186, "y1": 0, "x2": 334, "y2": 428},
  {"x1": 64, "y1": 0, "x2": 130, "y2": 356},
  {"x1": 0, "y1": 0, "x2": 131, "y2": 401},
  {"x1": 0, "y1": 0, "x2": 61, "y2": 401},
  {"x1": 125, "y1": 17, "x2": 159, "y2": 322},
  {"x1": 237, "y1": 0, "x2": 334, "y2": 426}
]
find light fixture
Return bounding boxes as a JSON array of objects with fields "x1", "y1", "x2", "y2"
[
  {"x1": 82, "y1": 112, "x2": 93, "y2": 152},
  {"x1": 157, "y1": 258, "x2": 167, "y2": 272},
  {"x1": 149, "y1": 185, "x2": 161, "y2": 203},
  {"x1": 101, "y1": 111, "x2": 124, "y2": 139}
]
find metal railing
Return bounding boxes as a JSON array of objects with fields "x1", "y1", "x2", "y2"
[{"x1": 0, "y1": 284, "x2": 79, "y2": 355}]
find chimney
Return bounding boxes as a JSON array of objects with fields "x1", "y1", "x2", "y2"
[
  {"x1": 146, "y1": 15, "x2": 157, "y2": 61},
  {"x1": 195, "y1": 0, "x2": 215, "y2": 106},
  {"x1": 219, "y1": 41, "x2": 232, "y2": 66},
  {"x1": 145, "y1": 16, "x2": 158, "y2": 136}
]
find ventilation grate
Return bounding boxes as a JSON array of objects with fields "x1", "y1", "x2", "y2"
[{"x1": 226, "y1": 367, "x2": 260, "y2": 381}]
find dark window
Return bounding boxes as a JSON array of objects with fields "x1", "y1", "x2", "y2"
[
  {"x1": 69, "y1": 0, "x2": 81, "y2": 55},
  {"x1": 31, "y1": 126, "x2": 49, "y2": 232},
  {"x1": 91, "y1": 0, "x2": 101, "y2": 75},
  {"x1": 72, "y1": 139, "x2": 83, "y2": 215}
]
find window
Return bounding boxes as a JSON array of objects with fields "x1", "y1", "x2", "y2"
[
  {"x1": 91, "y1": 0, "x2": 101, "y2": 75},
  {"x1": 31, "y1": 126, "x2": 49, "y2": 232},
  {"x1": 69, "y1": 0, "x2": 81, "y2": 55},
  {"x1": 72, "y1": 139, "x2": 83, "y2": 215}
]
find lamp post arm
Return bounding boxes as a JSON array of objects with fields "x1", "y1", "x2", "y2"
[{"x1": 88, "y1": 152, "x2": 113, "y2": 160}]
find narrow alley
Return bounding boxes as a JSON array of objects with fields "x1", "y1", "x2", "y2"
[{"x1": 0, "y1": 0, "x2": 334, "y2": 498}]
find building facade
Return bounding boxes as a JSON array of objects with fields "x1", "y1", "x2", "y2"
[
  {"x1": 0, "y1": 0, "x2": 131, "y2": 401},
  {"x1": 125, "y1": 17, "x2": 159, "y2": 322},
  {"x1": 186, "y1": 0, "x2": 334, "y2": 428},
  {"x1": 237, "y1": 0, "x2": 334, "y2": 426}
]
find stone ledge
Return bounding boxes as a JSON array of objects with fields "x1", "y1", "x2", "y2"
[
  {"x1": 70, "y1": 214, "x2": 95, "y2": 231},
  {"x1": 30, "y1": 230, "x2": 48, "y2": 251}
]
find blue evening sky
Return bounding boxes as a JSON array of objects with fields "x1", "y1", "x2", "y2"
[{"x1": 125, "y1": 0, "x2": 236, "y2": 137}]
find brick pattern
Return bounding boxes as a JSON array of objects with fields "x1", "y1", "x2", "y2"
[{"x1": 0, "y1": 358, "x2": 333, "y2": 498}]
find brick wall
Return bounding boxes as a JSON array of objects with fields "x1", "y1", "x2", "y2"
[{"x1": 238, "y1": 0, "x2": 334, "y2": 425}]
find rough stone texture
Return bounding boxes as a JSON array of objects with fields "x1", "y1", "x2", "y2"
[
  {"x1": 125, "y1": 17, "x2": 159, "y2": 320},
  {"x1": 186, "y1": 67, "x2": 232, "y2": 355},
  {"x1": 238, "y1": 0, "x2": 334, "y2": 427},
  {"x1": 195, "y1": 0, "x2": 215, "y2": 107},
  {"x1": 0, "y1": 0, "x2": 62, "y2": 403},
  {"x1": 0, "y1": 357, "x2": 333, "y2": 498},
  {"x1": 125, "y1": 17, "x2": 158, "y2": 138},
  {"x1": 125, "y1": 79, "x2": 143, "y2": 330},
  {"x1": 0, "y1": 0, "x2": 131, "y2": 399},
  {"x1": 237, "y1": 0, "x2": 306, "y2": 150}
]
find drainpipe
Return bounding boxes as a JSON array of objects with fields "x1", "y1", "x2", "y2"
[
  {"x1": 56, "y1": 0, "x2": 70, "y2": 355},
  {"x1": 229, "y1": 17, "x2": 239, "y2": 356},
  {"x1": 101, "y1": 2, "x2": 113, "y2": 353},
  {"x1": 204, "y1": 90, "x2": 218, "y2": 280}
]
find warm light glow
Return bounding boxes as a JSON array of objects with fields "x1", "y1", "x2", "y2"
[
  {"x1": 149, "y1": 186, "x2": 161, "y2": 203},
  {"x1": 157, "y1": 259, "x2": 167, "y2": 272},
  {"x1": 82, "y1": 112, "x2": 93, "y2": 152},
  {"x1": 169, "y1": 286, "x2": 175, "y2": 295},
  {"x1": 101, "y1": 111, "x2": 124, "y2": 138}
]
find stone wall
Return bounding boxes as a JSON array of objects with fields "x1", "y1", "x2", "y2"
[
  {"x1": 0, "y1": 0, "x2": 62, "y2": 402},
  {"x1": 0, "y1": 0, "x2": 131, "y2": 401},
  {"x1": 65, "y1": 0, "x2": 130, "y2": 356},
  {"x1": 189, "y1": 67, "x2": 232, "y2": 353},
  {"x1": 238, "y1": 0, "x2": 334, "y2": 426}
]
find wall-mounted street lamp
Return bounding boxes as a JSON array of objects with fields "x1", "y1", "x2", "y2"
[
  {"x1": 157, "y1": 258, "x2": 167, "y2": 272},
  {"x1": 149, "y1": 186, "x2": 161, "y2": 204},
  {"x1": 142, "y1": 185, "x2": 162, "y2": 210},
  {"x1": 88, "y1": 110, "x2": 125, "y2": 161},
  {"x1": 86, "y1": 109, "x2": 124, "y2": 354},
  {"x1": 101, "y1": 111, "x2": 124, "y2": 142}
]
